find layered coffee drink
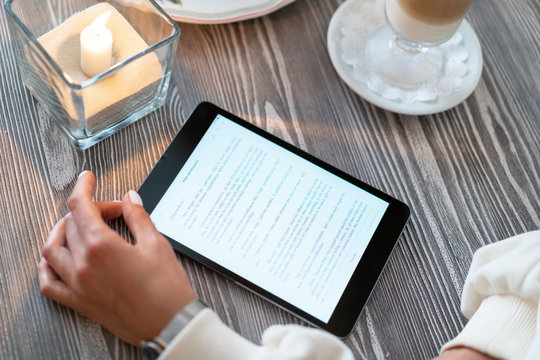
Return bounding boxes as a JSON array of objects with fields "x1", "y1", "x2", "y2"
[{"x1": 386, "y1": 0, "x2": 474, "y2": 44}]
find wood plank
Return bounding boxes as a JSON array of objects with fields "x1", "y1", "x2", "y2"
[{"x1": 0, "y1": 0, "x2": 539, "y2": 358}]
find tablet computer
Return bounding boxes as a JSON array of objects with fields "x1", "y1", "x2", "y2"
[{"x1": 138, "y1": 102, "x2": 410, "y2": 337}]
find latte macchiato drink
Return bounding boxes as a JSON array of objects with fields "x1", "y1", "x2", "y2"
[{"x1": 386, "y1": 0, "x2": 474, "y2": 44}]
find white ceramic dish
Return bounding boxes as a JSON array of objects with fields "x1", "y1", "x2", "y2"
[
  {"x1": 159, "y1": 0, "x2": 296, "y2": 24},
  {"x1": 327, "y1": 0, "x2": 483, "y2": 115}
]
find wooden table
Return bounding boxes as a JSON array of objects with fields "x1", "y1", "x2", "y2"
[{"x1": 1, "y1": 0, "x2": 539, "y2": 358}]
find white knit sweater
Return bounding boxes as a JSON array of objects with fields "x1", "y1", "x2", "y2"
[
  {"x1": 159, "y1": 231, "x2": 540, "y2": 359},
  {"x1": 442, "y1": 230, "x2": 540, "y2": 359},
  {"x1": 159, "y1": 309, "x2": 354, "y2": 359}
]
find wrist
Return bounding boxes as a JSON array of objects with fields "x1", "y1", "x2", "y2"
[
  {"x1": 439, "y1": 346, "x2": 499, "y2": 360},
  {"x1": 141, "y1": 298, "x2": 206, "y2": 360},
  {"x1": 148, "y1": 288, "x2": 196, "y2": 340}
]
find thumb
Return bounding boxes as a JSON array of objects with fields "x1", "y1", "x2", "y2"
[{"x1": 122, "y1": 190, "x2": 160, "y2": 246}]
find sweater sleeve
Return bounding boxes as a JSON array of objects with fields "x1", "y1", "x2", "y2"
[
  {"x1": 158, "y1": 308, "x2": 354, "y2": 360},
  {"x1": 441, "y1": 230, "x2": 540, "y2": 360}
]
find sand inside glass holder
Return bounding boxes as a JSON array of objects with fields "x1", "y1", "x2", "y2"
[{"x1": 5, "y1": 0, "x2": 180, "y2": 150}]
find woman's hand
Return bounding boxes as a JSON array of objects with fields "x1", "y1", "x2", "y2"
[
  {"x1": 435, "y1": 347, "x2": 500, "y2": 360},
  {"x1": 38, "y1": 171, "x2": 195, "y2": 345}
]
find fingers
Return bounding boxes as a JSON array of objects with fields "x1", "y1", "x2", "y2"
[
  {"x1": 42, "y1": 217, "x2": 75, "y2": 284},
  {"x1": 67, "y1": 171, "x2": 107, "y2": 234},
  {"x1": 67, "y1": 171, "x2": 122, "y2": 222},
  {"x1": 64, "y1": 213, "x2": 85, "y2": 259},
  {"x1": 95, "y1": 201, "x2": 123, "y2": 220},
  {"x1": 38, "y1": 258, "x2": 75, "y2": 308},
  {"x1": 122, "y1": 190, "x2": 161, "y2": 247}
]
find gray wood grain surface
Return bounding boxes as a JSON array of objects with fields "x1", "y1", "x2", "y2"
[{"x1": 1, "y1": 0, "x2": 539, "y2": 359}]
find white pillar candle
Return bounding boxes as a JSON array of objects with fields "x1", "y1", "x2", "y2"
[{"x1": 80, "y1": 12, "x2": 113, "y2": 78}]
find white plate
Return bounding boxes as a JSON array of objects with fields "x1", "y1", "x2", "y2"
[
  {"x1": 327, "y1": 0, "x2": 483, "y2": 115},
  {"x1": 158, "y1": 0, "x2": 296, "y2": 24}
]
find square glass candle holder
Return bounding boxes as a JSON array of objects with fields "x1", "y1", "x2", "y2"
[{"x1": 4, "y1": 0, "x2": 180, "y2": 150}]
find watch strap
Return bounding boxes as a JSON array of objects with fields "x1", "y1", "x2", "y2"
[
  {"x1": 158, "y1": 298, "x2": 206, "y2": 345},
  {"x1": 141, "y1": 298, "x2": 206, "y2": 359}
]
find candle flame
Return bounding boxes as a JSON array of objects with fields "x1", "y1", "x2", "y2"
[{"x1": 92, "y1": 11, "x2": 111, "y2": 28}]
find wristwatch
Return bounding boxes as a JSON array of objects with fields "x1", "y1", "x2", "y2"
[{"x1": 141, "y1": 298, "x2": 206, "y2": 360}]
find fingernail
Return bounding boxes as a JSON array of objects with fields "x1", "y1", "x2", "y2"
[
  {"x1": 78, "y1": 170, "x2": 88, "y2": 179},
  {"x1": 129, "y1": 190, "x2": 143, "y2": 207}
]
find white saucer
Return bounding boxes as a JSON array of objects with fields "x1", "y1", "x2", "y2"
[
  {"x1": 327, "y1": 0, "x2": 483, "y2": 115},
  {"x1": 160, "y1": 0, "x2": 296, "y2": 24}
]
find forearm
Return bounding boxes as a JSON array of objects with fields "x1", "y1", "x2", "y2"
[{"x1": 435, "y1": 346, "x2": 499, "y2": 360}]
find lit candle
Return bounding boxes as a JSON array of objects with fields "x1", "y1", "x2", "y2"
[{"x1": 80, "y1": 11, "x2": 113, "y2": 78}]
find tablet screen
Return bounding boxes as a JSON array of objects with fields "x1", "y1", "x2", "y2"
[{"x1": 150, "y1": 114, "x2": 389, "y2": 323}]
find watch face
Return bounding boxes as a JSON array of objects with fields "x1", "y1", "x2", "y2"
[{"x1": 141, "y1": 342, "x2": 161, "y2": 360}]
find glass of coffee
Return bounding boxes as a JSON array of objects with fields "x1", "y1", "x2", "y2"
[{"x1": 366, "y1": 0, "x2": 475, "y2": 89}]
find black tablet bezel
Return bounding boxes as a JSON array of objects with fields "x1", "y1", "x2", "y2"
[{"x1": 138, "y1": 102, "x2": 410, "y2": 337}]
